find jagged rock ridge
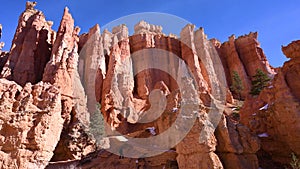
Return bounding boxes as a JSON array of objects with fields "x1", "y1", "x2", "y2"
[{"x1": 0, "y1": 2, "x2": 298, "y2": 169}]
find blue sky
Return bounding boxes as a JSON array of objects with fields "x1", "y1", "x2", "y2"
[{"x1": 1, "y1": 0, "x2": 300, "y2": 67}]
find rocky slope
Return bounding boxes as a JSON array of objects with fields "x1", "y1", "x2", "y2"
[{"x1": 0, "y1": 2, "x2": 299, "y2": 169}]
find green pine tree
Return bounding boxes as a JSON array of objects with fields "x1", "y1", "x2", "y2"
[
  {"x1": 290, "y1": 153, "x2": 300, "y2": 169},
  {"x1": 250, "y1": 69, "x2": 271, "y2": 95},
  {"x1": 230, "y1": 71, "x2": 244, "y2": 100},
  {"x1": 89, "y1": 103, "x2": 106, "y2": 145}
]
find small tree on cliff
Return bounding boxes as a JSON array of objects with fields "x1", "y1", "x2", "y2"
[
  {"x1": 250, "y1": 69, "x2": 271, "y2": 95},
  {"x1": 90, "y1": 103, "x2": 106, "y2": 145},
  {"x1": 289, "y1": 153, "x2": 300, "y2": 169},
  {"x1": 230, "y1": 71, "x2": 244, "y2": 100}
]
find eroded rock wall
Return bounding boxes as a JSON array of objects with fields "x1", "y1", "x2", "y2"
[
  {"x1": 1, "y1": 2, "x2": 299, "y2": 169},
  {"x1": 240, "y1": 40, "x2": 300, "y2": 166},
  {"x1": 218, "y1": 33, "x2": 275, "y2": 99},
  {"x1": 89, "y1": 21, "x2": 259, "y2": 169},
  {"x1": 42, "y1": 7, "x2": 95, "y2": 161},
  {"x1": 0, "y1": 79, "x2": 63, "y2": 169}
]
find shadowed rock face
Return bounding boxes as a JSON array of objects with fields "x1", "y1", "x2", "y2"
[
  {"x1": 1, "y1": 3, "x2": 55, "y2": 86},
  {"x1": 0, "y1": 1, "x2": 299, "y2": 169},
  {"x1": 282, "y1": 40, "x2": 300, "y2": 101},
  {"x1": 0, "y1": 52, "x2": 9, "y2": 73}
]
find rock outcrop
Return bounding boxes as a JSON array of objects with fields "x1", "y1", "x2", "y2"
[
  {"x1": 240, "y1": 40, "x2": 300, "y2": 166},
  {"x1": 234, "y1": 32, "x2": 275, "y2": 77},
  {"x1": 215, "y1": 115, "x2": 260, "y2": 169},
  {"x1": 79, "y1": 24, "x2": 103, "y2": 113},
  {"x1": 282, "y1": 40, "x2": 300, "y2": 59},
  {"x1": 42, "y1": 7, "x2": 95, "y2": 161},
  {"x1": 134, "y1": 20, "x2": 163, "y2": 35},
  {"x1": 89, "y1": 21, "x2": 258, "y2": 169},
  {"x1": 0, "y1": 26, "x2": 9, "y2": 73},
  {"x1": 47, "y1": 18, "x2": 262, "y2": 169},
  {"x1": 0, "y1": 52, "x2": 9, "y2": 74},
  {"x1": 0, "y1": 79, "x2": 63, "y2": 169},
  {"x1": 282, "y1": 41, "x2": 300, "y2": 101},
  {"x1": 1, "y1": 2, "x2": 300, "y2": 169},
  {"x1": 217, "y1": 33, "x2": 275, "y2": 99},
  {"x1": 1, "y1": 2, "x2": 55, "y2": 86},
  {"x1": 218, "y1": 35, "x2": 251, "y2": 99},
  {"x1": 47, "y1": 150, "x2": 178, "y2": 169},
  {"x1": 0, "y1": 3, "x2": 96, "y2": 165}
]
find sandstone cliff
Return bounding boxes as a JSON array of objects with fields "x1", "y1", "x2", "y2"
[
  {"x1": 217, "y1": 33, "x2": 276, "y2": 99},
  {"x1": 0, "y1": 3, "x2": 95, "y2": 168},
  {"x1": 0, "y1": 2, "x2": 299, "y2": 169},
  {"x1": 74, "y1": 21, "x2": 260, "y2": 169},
  {"x1": 42, "y1": 7, "x2": 95, "y2": 161},
  {"x1": 240, "y1": 40, "x2": 300, "y2": 167}
]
